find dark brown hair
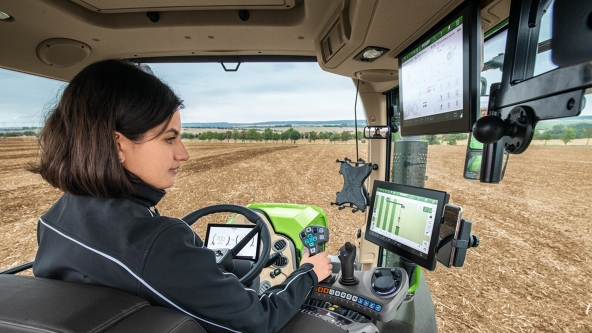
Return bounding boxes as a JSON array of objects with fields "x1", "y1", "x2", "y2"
[{"x1": 30, "y1": 59, "x2": 183, "y2": 198}]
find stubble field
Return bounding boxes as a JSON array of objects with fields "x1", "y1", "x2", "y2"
[{"x1": 0, "y1": 138, "x2": 591, "y2": 333}]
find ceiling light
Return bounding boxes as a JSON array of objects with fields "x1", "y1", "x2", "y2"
[
  {"x1": 0, "y1": 11, "x2": 12, "y2": 20},
  {"x1": 354, "y1": 46, "x2": 389, "y2": 62},
  {"x1": 363, "y1": 49, "x2": 384, "y2": 59}
]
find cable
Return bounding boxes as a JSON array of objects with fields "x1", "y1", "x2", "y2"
[{"x1": 354, "y1": 79, "x2": 360, "y2": 162}]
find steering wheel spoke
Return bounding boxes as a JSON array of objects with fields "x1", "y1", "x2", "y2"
[{"x1": 182, "y1": 204, "x2": 271, "y2": 286}]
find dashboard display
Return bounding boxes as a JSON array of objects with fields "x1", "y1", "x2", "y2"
[{"x1": 205, "y1": 224, "x2": 260, "y2": 260}]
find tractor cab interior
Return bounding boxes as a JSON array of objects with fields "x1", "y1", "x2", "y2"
[{"x1": 1, "y1": 0, "x2": 591, "y2": 332}]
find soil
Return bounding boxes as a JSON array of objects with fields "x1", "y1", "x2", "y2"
[{"x1": 1, "y1": 138, "x2": 591, "y2": 332}]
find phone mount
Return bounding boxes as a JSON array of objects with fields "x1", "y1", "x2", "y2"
[
  {"x1": 436, "y1": 219, "x2": 480, "y2": 267},
  {"x1": 331, "y1": 157, "x2": 377, "y2": 213}
]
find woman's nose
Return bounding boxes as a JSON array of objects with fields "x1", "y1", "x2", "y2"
[{"x1": 176, "y1": 141, "x2": 190, "y2": 161}]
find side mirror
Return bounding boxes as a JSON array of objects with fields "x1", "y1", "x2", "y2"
[
  {"x1": 463, "y1": 133, "x2": 509, "y2": 181},
  {"x1": 364, "y1": 126, "x2": 389, "y2": 139}
]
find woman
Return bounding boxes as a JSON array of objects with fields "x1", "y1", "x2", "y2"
[{"x1": 31, "y1": 59, "x2": 332, "y2": 333}]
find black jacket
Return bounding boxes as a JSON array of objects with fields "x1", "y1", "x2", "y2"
[{"x1": 34, "y1": 183, "x2": 318, "y2": 333}]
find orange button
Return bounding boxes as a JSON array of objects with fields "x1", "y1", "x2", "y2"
[
  {"x1": 317, "y1": 287, "x2": 324, "y2": 293},
  {"x1": 323, "y1": 288, "x2": 330, "y2": 294}
]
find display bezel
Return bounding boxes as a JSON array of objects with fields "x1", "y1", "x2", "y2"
[
  {"x1": 204, "y1": 224, "x2": 260, "y2": 261},
  {"x1": 397, "y1": 1, "x2": 480, "y2": 136},
  {"x1": 364, "y1": 180, "x2": 449, "y2": 270}
]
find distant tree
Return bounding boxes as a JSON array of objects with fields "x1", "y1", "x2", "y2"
[
  {"x1": 262, "y1": 127, "x2": 273, "y2": 143},
  {"x1": 533, "y1": 130, "x2": 542, "y2": 140},
  {"x1": 586, "y1": 127, "x2": 592, "y2": 145},
  {"x1": 181, "y1": 132, "x2": 194, "y2": 139},
  {"x1": 541, "y1": 130, "x2": 552, "y2": 145},
  {"x1": 308, "y1": 131, "x2": 318, "y2": 143},
  {"x1": 225, "y1": 131, "x2": 232, "y2": 142},
  {"x1": 231, "y1": 130, "x2": 240, "y2": 142},
  {"x1": 422, "y1": 135, "x2": 441, "y2": 145},
  {"x1": 330, "y1": 132, "x2": 340, "y2": 143},
  {"x1": 290, "y1": 129, "x2": 302, "y2": 143},
  {"x1": 550, "y1": 124, "x2": 565, "y2": 135},
  {"x1": 318, "y1": 132, "x2": 328, "y2": 142},
  {"x1": 215, "y1": 132, "x2": 224, "y2": 142},
  {"x1": 272, "y1": 132, "x2": 280, "y2": 143},
  {"x1": 356, "y1": 131, "x2": 363, "y2": 141},
  {"x1": 281, "y1": 128, "x2": 295, "y2": 143},
  {"x1": 443, "y1": 135, "x2": 457, "y2": 145},
  {"x1": 247, "y1": 129, "x2": 259, "y2": 143},
  {"x1": 340, "y1": 131, "x2": 352, "y2": 143},
  {"x1": 205, "y1": 131, "x2": 214, "y2": 142},
  {"x1": 560, "y1": 127, "x2": 576, "y2": 145},
  {"x1": 239, "y1": 130, "x2": 248, "y2": 142}
]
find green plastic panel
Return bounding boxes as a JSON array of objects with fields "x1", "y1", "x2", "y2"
[
  {"x1": 407, "y1": 266, "x2": 422, "y2": 294},
  {"x1": 245, "y1": 203, "x2": 328, "y2": 253}
]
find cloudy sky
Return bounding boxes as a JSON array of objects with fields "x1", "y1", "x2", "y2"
[
  {"x1": 0, "y1": 62, "x2": 362, "y2": 128},
  {"x1": 0, "y1": 59, "x2": 590, "y2": 129}
]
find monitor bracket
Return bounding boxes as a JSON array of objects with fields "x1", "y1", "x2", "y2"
[{"x1": 331, "y1": 157, "x2": 377, "y2": 213}]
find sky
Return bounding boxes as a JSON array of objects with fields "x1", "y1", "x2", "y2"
[{"x1": 0, "y1": 63, "x2": 363, "y2": 128}]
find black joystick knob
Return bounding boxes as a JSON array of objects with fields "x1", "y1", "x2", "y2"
[{"x1": 338, "y1": 242, "x2": 358, "y2": 285}]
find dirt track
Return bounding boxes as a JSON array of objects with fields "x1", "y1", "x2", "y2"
[{"x1": 1, "y1": 138, "x2": 591, "y2": 332}]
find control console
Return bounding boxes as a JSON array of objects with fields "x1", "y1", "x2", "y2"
[
  {"x1": 295, "y1": 229, "x2": 409, "y2": 327},
  {"x1": 309, "y1": 266, "x2": 408, "y2": 322}
]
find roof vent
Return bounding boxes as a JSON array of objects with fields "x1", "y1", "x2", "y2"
[{"x1": 37, "y1": 39, "x2": 91, "y2": 67}]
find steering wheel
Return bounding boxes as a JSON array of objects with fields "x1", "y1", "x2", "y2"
[{"x1": 182, "y1": 204, "x2": 271, "y2": 285}]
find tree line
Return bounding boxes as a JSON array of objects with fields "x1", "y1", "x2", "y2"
[
  {"x1": 180, "y1": 127, "x2": 368, "y2": 144},
  {"x1": 0, "y1": 131, "x2": 38, "y2": 138},
  {"x1": 533, "y1": 123, "x2": 592, "y2": 145}
]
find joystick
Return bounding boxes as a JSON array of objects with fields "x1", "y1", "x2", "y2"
[
  {"x1": 338, "y1": 242, "x2": 359, "y2": 285},
  {"x1": 299, "y1": 225, "x2": 329, "y2": 256}
]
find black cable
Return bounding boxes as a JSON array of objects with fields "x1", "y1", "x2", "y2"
[{"x1": 354, "y1": 79, "x2": 360, "y2": 162}]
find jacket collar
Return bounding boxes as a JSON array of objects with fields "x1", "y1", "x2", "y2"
[{"x1": 132, "y1": 182, "x2": 166, "y2": 207}]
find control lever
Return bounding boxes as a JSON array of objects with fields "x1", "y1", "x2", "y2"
[
  {"x1": 337, "y1": 242, "x2": 358, "y2": 285},
  {"x1": 299, "y1": 225, "x2": 329, "y2": 256},
  {"x1": 265, "y1": 252, "x2": 282, "y2": 268}
]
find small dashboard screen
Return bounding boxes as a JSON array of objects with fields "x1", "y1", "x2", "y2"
[
  {"x1": 365, "y1": 181, "x2": 448, "y2": 270},
  {"x1": 205, "y1": 224, "x2": 260, "y2": 260}
]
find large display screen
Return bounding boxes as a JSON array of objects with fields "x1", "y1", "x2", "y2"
[
  {"x1": 398, "y1": 1, "x2": 480, "y2": 136},
  {"x1": 205, "y1": 224, "x2": 260, "y2": 260},
  {"x1": 365, "y1": 181, "x2": 448, "y2": 270}
]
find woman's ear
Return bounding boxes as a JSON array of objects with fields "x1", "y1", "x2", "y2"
[{"x1": 114, "y1": 131, "x2": 127, "y2": 164}]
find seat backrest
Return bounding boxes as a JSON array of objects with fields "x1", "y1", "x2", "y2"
[{"x1": 0, "y1": 275, "x2": 207, "y2": 333}]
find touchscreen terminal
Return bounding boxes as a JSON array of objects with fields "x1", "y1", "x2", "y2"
[
  {"x1": 365, "y1": 180, "x2": 448, "y2": 270},
  {"x1": 205, "y1": 224, "x2": 260, "y2": 260}
]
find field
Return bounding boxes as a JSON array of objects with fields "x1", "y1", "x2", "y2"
[{"x1": 1, "y1": 138, "x2": 591, "y2": 332}]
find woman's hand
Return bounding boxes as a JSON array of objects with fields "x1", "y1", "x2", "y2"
[{"x1": 300, "y1": 248, "x2": 332, "y2": 281}]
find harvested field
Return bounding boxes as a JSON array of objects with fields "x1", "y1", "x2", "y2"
[{"x1": 1, "y1": 138, "x2": 591, "y2": 332}]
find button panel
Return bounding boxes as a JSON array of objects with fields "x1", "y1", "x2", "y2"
[
  {"x1": 301, "y1": 298, "x2": 371, "y2": 324},
  {"x1": 315, "y1": 286, "x2": 383, "y2": 313}
]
